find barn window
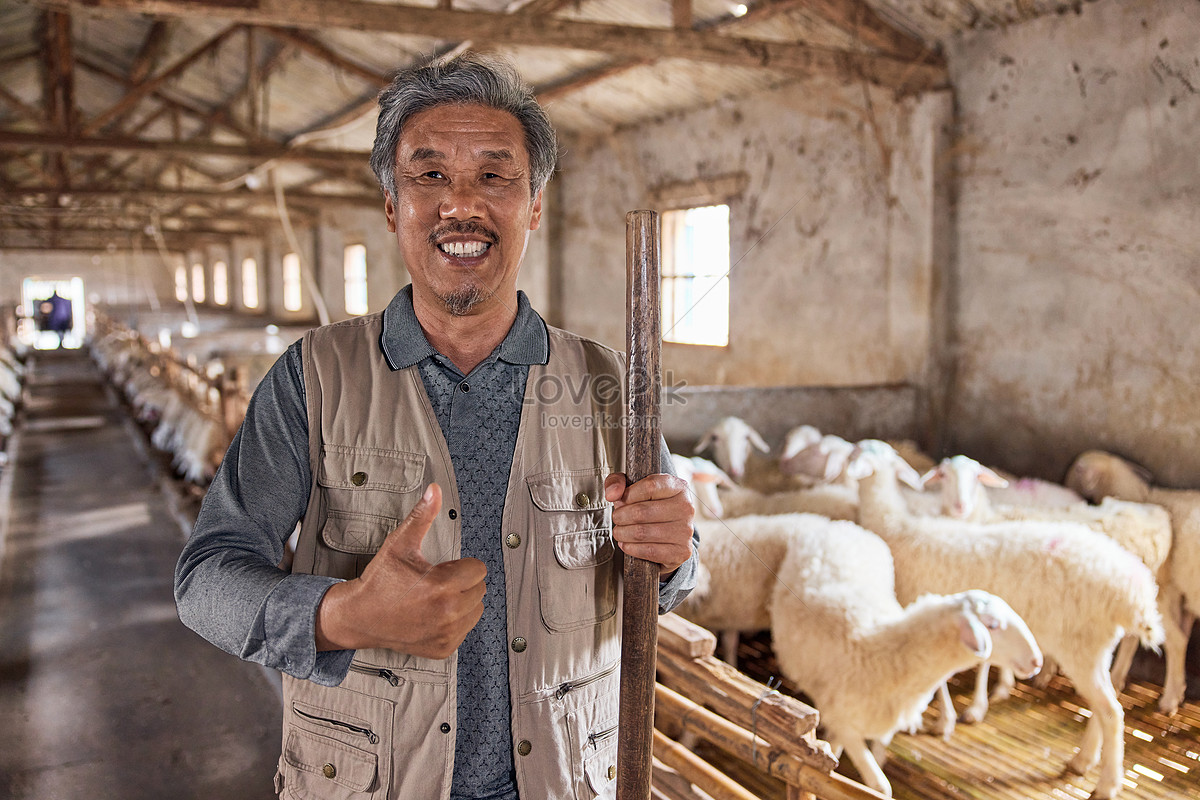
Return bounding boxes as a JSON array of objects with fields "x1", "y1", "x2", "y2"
[
  {"x1": 191, "y1": 263, "x2": 206, "y2": 303},
  {"x1": 174, "y1": 265, "x2": 188, "y2": 303},
  {"x1": 241, "y1": 257, "x2": 259, "y2": 309},
  {"x1": 212, "y1": 261, "x2": 228, "y2": 306},
  {"x1": 283, "y1": 253, "x2": 302, "y2": 311},
  {"x1": 344, "y1": 243, "x2": 369, "y2": 315},
  {"x1": 661, "y1": 204, "x2": 730, "y2": 347}
]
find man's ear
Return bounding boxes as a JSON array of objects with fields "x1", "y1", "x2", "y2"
[
  {"x1": 384, "y1": 192, "x2": 397, "y2": 233},
  {"x1": 529, "y1": 189, "x2": 543, "y2": 231}
]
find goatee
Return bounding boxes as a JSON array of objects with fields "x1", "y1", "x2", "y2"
[{"x1": 439, "y1": 284, "x2": 489, "y2": 316}]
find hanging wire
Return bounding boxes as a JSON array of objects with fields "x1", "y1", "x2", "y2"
[{"x1": 273, "y1": 167, "x2": 331, "y2": 326}]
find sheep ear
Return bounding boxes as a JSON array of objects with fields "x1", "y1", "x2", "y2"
[
  {"x1": 919, "y1": 465, "x2": 945, "y2": 487},
  {"x1": 977, "y1": 466, "x2": 1009, "y2": 488},
  {"x1": 957, "y1": 613, "x2": 993, "y2": 659},
  {"x1": 695, "y1": 431, "x2": 716, "y2": 454},
  {"x1": 895, "y1": 458, "x2": 925, "y2": 490},
  {"x1": 748, "y1": 426, "x2": 770, "y2": 453},
  {"x1": 823, "y1": 450, "x2": 851, "y2": 482}
]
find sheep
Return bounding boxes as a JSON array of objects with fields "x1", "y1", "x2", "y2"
[
  {"x1": 778, "y1": 425, "x2": 854, "y2": 485},
  {"x1": 1066, "y1": 449, "x2": 1200, "y2": 715},
  {"x1": 848, "y1": 440, "x2": 1164, "y2": 800},
  {"x1": 922, "y1": 454, "x2": 1173, "y2": 724},
  {"x1": 694, "y1": 416, "x2": 806, "y2": 492},
  {"x1": 768, "y1": 520, "x2": 1041, "y2": 798}
]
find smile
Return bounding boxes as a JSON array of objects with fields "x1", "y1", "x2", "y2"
[{"x1": 438, "y1": 241, "x2": 491, "y2": 258}]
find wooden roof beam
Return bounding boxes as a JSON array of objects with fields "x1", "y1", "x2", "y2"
[
  {"x1": 30, "y1": 0, "x2": 947, "y2": 92},
  {"x1": 129, "y1": 20, "x2": 174, "y2": 85}
]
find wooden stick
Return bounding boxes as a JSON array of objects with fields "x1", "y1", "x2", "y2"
[{"x1": 617, "y1": 209, "x2": 662, "y2": 800}]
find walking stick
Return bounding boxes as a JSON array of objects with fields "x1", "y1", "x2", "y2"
[{"x1": 617, "y1": 209, "x2": 662, "y2": 800}]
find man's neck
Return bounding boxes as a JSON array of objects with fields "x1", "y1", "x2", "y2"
[{"x1": 413, "y1": 291, "x2": 519, "y2": 375}]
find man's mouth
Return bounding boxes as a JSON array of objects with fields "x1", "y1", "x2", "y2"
[{"x1": 438, "y1": 241, "x2": 491, "y2": 258}]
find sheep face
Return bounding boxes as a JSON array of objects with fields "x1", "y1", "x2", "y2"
[{"x1": 694, "y1": 416, "x2": 769, "y2": 481}]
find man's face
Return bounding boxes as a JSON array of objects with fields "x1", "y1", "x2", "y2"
[{"x1": 385, "y1": 102, "x2": 543, "y2": 317}]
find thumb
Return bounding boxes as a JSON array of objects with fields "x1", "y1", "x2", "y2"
[{"x1": 380, "y1": 483, "x2": 442, "y2": 562}]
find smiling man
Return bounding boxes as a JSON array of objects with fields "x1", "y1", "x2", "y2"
[{"x1": 175, "y1": 54, "x2": 698, "y2": 800}]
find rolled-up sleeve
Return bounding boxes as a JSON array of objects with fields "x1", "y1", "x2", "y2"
[
  {"x1": 173, "y1": 341, "x2": 353, "y2": 686},
  {"x1": 656, "y1": 437, "x2": 699, "y2": 615}
]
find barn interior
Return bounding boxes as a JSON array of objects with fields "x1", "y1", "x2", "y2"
[{"x1": 0, "y1": 1, "x2": 1198, "y2": 799}]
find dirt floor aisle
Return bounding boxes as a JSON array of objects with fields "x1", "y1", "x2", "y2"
[{"x1": 0, "y1": 349, "x2": 281, "y2": 800}]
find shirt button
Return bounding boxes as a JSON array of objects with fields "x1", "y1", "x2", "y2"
[
  {"x1": 351, "y1": 471, "x2": 367, "y2": 486},
  {"x1": 517, "y1": 740, "x2": 532, "y2": 757},
  {"x1": 322, "y1": 763, "x2": 337, "y2": 779},
  {"x1": 448, "y1": 509, "x2": 458, "y2": 520},
  {"x1": 575, "y1": 492, "x2": 590, "y2": 508},
  {"x1": 440, "y1": 722, "x2": 451, "y2": 734},
  {"x1": 511, "y1": 637, "x2": 527, "y2": 653},
  {"x1": 459, "y1": 382, "x2": 470, "y2": 393}
]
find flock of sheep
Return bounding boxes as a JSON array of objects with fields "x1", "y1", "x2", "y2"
[
  {"x1": 91, "y1": 329, "x2": 231, "y2": 486},
  {"x1": 672, "y1": 416, "x2": 1198, "y2": 799}
]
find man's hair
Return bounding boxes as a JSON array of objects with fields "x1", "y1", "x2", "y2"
[{"x1": 369, "y1": 52, "x2": 558, "y2": 202}]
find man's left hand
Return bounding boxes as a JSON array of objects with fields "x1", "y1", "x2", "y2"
[{"x1": 604, "y1": 472, "x2": 695, "y2": 575}]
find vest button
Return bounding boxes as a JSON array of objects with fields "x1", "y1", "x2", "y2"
[
  {"x1": 575, "y1": 492, "x2": 590, "y2": 508},
  {"x1": 440, "y1": 722, "x2": 451, "y2": 734},
  {"x1": 505, "y1": 533, "x2": 521, "y2": 549},
  {"x1": 448, "y1": 509, "x2": 458, "y2": 520},
  {"x1": 322, "y1": 763, "x2": 337, "y2": 779},
  {"x1": 511, "y1": 637, "x2": 527, "y2": 653},
  {"x1": 517, "y1": 740, "x2": 532, "y2": 757},
  {"x1": 607, "y1": 765, "x2": 616, "y2": 781},
  {"x1": 350, "y1": 471, "x2": 367, "y2": 486}
]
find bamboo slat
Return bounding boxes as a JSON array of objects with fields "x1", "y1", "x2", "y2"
[
  {"x1": 657, "y1": 638, "x2": 823, "y2": 756},
  {"x1": 653, "y1": 729, "x2": 762, "y2": 800},
  {"x1": 658, "y1": 612, "x2": 717, "y2": 660}
]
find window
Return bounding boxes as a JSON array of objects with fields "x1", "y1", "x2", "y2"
[
  {"x1": 661, "y1": 204, "x2": 730, "y2": 346},
  {"x1": 212, "y1": 261, "x2": 228, "y2": 306},
  {"x1": 174, "y1": 265, "x2": 188, "y2": 302},
  {"x1": 343, "y1": 243, "x2": 368, "y2": 315},
  {"x1": 241, "y1": 257, "x2": 259, "y2": 309},
  {"x1": 282, "y1": 252, "x2": 302, "y2": 311},
  {"x1": 191, "y1": 263, "x2": 206, "y2": 303}
]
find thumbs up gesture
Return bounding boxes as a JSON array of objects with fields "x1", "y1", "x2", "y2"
[{"x1": 315, "y1": 484, "x2": 487, "y2": 659}]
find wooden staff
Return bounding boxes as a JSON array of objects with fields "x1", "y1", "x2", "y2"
[{"x1": 617, "y1": 209, "x2": 662, "y2": 800}]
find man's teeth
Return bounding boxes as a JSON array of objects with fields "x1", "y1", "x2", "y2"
[{"x1": 440, "y1": 241, "x2": 490, "y2": 257}]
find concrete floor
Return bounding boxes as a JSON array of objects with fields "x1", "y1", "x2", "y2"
[{"x1": 0, "y1": 349, "x2": 281, "y2": 800}]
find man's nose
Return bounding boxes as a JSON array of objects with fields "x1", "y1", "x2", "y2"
[{"x1": 439, "y1": 181, "x2": 485, "y2": 220}]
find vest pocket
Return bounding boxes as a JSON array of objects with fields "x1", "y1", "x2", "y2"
[
  {"x1": 318, "y1": 445, "x2": 427, "y2": 555},
  {"x1": 280, "y1": 694, "x2": 393, "y2": 799},
  {"x1": 567, "y1": 702, "x2": 619, "y2": 800},
  {"x1": 528, "y1": 470, "x2": 617, "y2": 633}
]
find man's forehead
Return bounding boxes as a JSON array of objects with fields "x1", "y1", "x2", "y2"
[{"x1": 398, "y1": 103, "x2": 529, "y2": 162}]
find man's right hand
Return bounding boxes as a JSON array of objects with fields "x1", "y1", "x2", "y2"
[{"x1": 315, "y1": 483, "x2": 487, "y2": 659}]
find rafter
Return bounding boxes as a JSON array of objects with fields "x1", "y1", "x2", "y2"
[
  {"x1": 29, "y1": 0, "x2": 947, "y2": 92},
  {"x1": 129, "y1": 20, "x2": 173, "y2": 85}
]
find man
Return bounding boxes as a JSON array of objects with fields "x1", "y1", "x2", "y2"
[{"x1": 175, "y1": 53, "x2": 698, "y2": 800}]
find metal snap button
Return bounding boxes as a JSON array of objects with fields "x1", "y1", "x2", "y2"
[
  {"x1": 505, "y1": 533, "x2": 521, "y2": 549},
  {"x1": 322, "y1": 763, "x2": 337, "y2": 779},
  {"x1": 350, "y1": 471, "x2": 367, "y2": 486},
  {"x1": 511, "y1": 637, "x2": 527, "y2": 653},
  {"x1": 607, "y1": 765, "x2": 616, "y2": 781},
  {"x1": 575, "y1": 492, "x2": 590, "y2": 508},
  {"x1": 440, "y1": 722, "x2": 451, "y2": 734},
  {"x1": 517, "y1": 740, "x2": 532, "y2": 756}
]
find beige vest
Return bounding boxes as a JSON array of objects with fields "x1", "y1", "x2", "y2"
[{"x1": 276, "y1": 312, "x2": 628, "y2": 800}]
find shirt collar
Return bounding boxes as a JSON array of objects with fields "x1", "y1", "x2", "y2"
[{"x1": 380, "y1": 284, "x2": 549, "y2": 370}]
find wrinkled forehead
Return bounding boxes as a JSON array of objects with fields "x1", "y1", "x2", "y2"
[{"x1": 397, "y1": 103, "x2": 530, "y2": 167}]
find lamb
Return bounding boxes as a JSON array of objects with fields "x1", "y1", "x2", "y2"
[
  {"x1": 1066, "y1": 449, "x2": 1200, "y2": 715},
  {"x1": 923, "y1": 454, "x2": 1173, "y2": 723},
  {"x1": 848, "y1": 440, "x2": 1164, "y2": 800},
  {"x1": 778, "y1": 425, "x2": 854, "y2": 485},
  {"x1": 693, "y1": 416, "x2": 804, "y2": 492},
  {"x1": 769, "y1": 520, "x2": 1041, "y2": 798}
]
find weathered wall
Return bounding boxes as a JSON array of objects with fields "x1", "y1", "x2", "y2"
[
  {"x1": 0, "y1": 249, "x2": 173, "y2": 308},
  {"x1": 557, "y1": 79, "x2": 949, "y2": 394},
  {"x1": 945, "y1": 0, "x2": 1200, "y2": 485}
]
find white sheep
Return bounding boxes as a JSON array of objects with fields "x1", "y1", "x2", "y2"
[
  {"x1": 778, "y1": 426, "x2": 854, "y2": 485},
  {"x1": 848, "y1": 440, "x2": 1164, "y2": 800},
  {"x1": 922, "y1": 454, "x2": 1172, "y2": 724},
  {"x1": 769, "y1": 520, "x2": 1041, "y2": 798},
  {"x1": 1066, "y1": 449, "x2": 1200, "y2": 715},
  {"x1": 694, "y1": 416, "x2": 769, "y2": 483}
]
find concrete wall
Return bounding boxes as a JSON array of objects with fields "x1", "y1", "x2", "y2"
[
  {"x1": 557, "y1": 80, "x2": 949, "y2": 394},
  {"x1": 945, "y1": 0, "x2": 1200, "y2": 485}
]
